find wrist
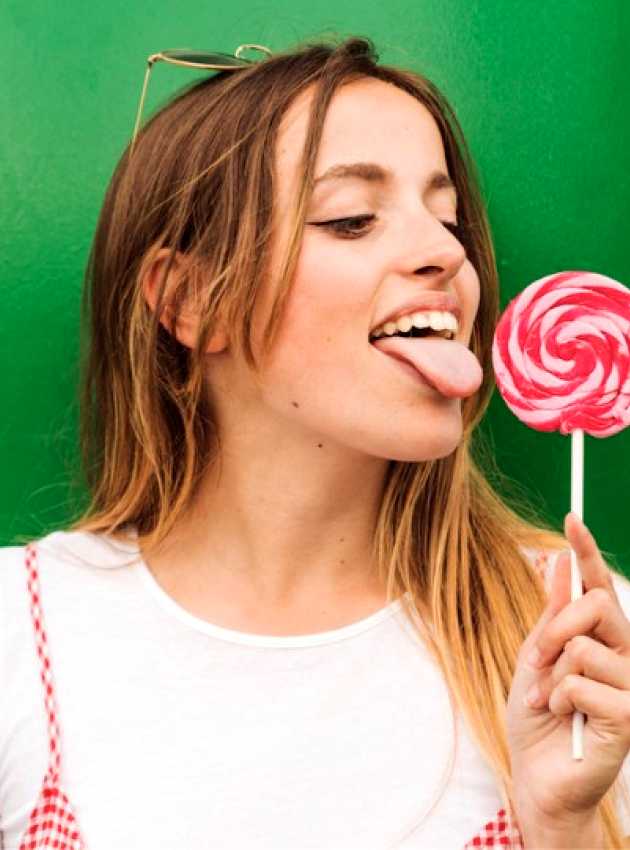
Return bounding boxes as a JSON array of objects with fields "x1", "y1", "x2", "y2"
[{"x1": 516, "y1": 808, "x2": 604, "y2": 849}]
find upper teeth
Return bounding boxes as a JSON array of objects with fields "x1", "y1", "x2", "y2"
[{"x1": 371, "y1": 310, "x2": 459, "y2": 338}]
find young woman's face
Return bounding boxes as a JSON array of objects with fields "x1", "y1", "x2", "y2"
[{"x1": 250, "y1": 76, "x2": 482, "y2": 462}]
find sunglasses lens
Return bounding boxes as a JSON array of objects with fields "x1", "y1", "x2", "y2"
[{"x1": 161, "y1": 49, "x2": 250, "y2": 67}]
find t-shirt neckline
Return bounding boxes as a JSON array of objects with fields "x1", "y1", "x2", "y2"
[{"x1": 119, "y1": 527, "x2": 407, "y2": 648}]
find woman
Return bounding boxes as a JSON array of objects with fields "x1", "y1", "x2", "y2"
[{"x1": 2, "y1": 35, "x2": 630, "y2": 849}]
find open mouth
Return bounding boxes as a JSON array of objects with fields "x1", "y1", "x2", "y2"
[{"x1": 369, "y1": 326, "x2": 455, "y2": 343}]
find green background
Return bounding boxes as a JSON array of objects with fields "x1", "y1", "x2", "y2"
[{"x1": 2, "y1": 1, "x2": 629, "y2": 571}]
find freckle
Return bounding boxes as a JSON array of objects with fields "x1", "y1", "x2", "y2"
[
  {"x1": 317, "y1": 443, "x2": 323, "y2": 448},
  {"x1": 291, "y1": 401, "x2": 299, "y2": 408},
  {"x1": 340, "y1": 559, "x2": 345, "y2": 565},
  {"x1": 339, "y1": 538, "x2": 345, "y2": 542},
  {"x1": 326, "y1": 336, "x2": 332, "y2": 343}
]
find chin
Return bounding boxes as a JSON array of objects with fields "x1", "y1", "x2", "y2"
[
  {"x1": 385, "y1": 435, "x2": 462, "y2": 463},
  {"x1": 391, "y1": 447, "x2": 459, "y2": 463}
]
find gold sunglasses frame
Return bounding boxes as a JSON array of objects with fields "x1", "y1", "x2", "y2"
[{"x1": 130, "y1": 44, "x2": 273, "y2": 156}]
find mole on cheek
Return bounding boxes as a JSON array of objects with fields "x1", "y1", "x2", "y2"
[{"x1": 291, "y1": 401, "x2": 299, "y2": 408}]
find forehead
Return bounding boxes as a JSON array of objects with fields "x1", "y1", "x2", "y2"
[{"x1": 275, "y1": 77, "x2": 450, "y2": 196}]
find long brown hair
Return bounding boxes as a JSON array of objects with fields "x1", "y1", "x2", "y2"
[{"x1": 41, "y1": 34, "x2": 629, "y2": 844}]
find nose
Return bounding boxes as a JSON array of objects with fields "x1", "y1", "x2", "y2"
[{"x1": 402, "y1": 212, "x2": 467, "y2": 284}]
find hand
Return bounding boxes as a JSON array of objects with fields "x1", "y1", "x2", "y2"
[{"x1": 507, "y1": 512, "x2": 630, "y2": 824}]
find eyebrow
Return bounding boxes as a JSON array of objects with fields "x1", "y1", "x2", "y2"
[{"x1": 312, "y1": 162, "x2": 457, "y2": 196}]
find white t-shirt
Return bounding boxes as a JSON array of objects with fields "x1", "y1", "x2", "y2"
[{"x1": 1, "y1": 528, "x2": 629, "y2": 849}]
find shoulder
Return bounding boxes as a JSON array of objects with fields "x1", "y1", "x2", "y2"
[
  {"x1": 1, "y1": 527, "x2": 145, "y2": 700},
  {"x1": 0, "y1": 543, "x2": 29, "y2": 638},
  {"x1": 1, "y1": 526, "x2": 141, "y2": 572},
  {"x1": 0, "y1": 527, "x2": 143, "y2": 627},
  {"x1": 0, "y1": 542, "x2": 32, "y2": 627},
  {"x1": 1, "y1": 524, "x2": 140, "y2": 572},
  {"x1": 35, "y1": 526, "x2": 142, "y2": 570}
]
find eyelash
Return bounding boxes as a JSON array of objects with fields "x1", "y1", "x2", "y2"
[{"x1": 314, "y1": 214, "x2": 467, "y2": 243}]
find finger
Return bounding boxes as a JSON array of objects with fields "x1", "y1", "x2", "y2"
[
  {"x1": 529, "y1": 587, "x2": 630, "y2": 670},
  {"x1": 549, "y1": 550, "x2": 573, "y2": 612},
  {"x1": 547, "y1": 674, "x2": 630, "y2": 735},
  {"x1": 530, "y1": 636, "x2": 630, "y2": 708},
  {"x1": 564, "y1": 512, "x2": 616, "y2": 595},
  {"x1": 516, "y1": 564, "x2": 572, "y2": 699},
  {"x1": 519, "y1": 554, "x2": 573, "y2": 679}
]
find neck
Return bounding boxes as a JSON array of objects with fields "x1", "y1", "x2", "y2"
[{"x1": 137, "y1": 441, "x2": 393, "y2": 617}]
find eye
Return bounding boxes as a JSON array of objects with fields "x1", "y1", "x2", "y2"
[
  {"x1": 309, "y1": 215, "x2": 469, "y2": 244},
  {"x1": 310, "y1": 214, "x2": 376, "y2": 238}
]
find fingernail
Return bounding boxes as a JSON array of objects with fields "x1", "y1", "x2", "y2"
[
  {"x1": 569, "y1": 512, "x2": 588, "y2": 531},
  {"x1": 524, "y1": 684, "x2": 542, "y2": 708}
]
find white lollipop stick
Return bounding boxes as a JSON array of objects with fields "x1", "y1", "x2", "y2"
[{"x1": 571, "y1": 427, "x2": 585, "y2": 760}]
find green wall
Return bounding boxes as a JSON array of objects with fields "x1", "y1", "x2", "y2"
[{"x1": 2, "y1": 1, "x2": 629, "y2": 570}]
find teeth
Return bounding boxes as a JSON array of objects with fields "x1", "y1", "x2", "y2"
[
  {"x1": 396, "y1": 315, "x2": 414, "y2": 333},
  {"x1": 410, "y1": 312, "x2": 431, "y2": 329},
  {"x1": 372, "y1": 310, "x2": 459, "y2": 339},
  {"x1": 428, "y1": 311, "x2": 446, "y2": 331}
]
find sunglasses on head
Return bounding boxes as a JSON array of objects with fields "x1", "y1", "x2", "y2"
[{"x1": 130, "y1": 44, "x2": 273, "y2": 157}]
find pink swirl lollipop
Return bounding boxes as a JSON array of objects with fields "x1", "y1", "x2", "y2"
[
  {"x1": 492, "y1": 270, "x2": 630, "y2": 762},
  {"x1": 492, "y1": 271, "x2": 630, "y2": 438}
]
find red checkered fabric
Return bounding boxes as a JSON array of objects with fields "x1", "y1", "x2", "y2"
[
  {"x1": 19, "y1": 543, "x2": 86, "y2": 850},
  {"x1": 462, "y1": 806, "x2": 524, "y2": 848},
  {"x1": 533, "y1": 549, "x2": 551, "y2": 581}
]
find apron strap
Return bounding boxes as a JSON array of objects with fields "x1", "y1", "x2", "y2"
[{"x1": 24, "y1": 543, "x2": 63, "y2": 783}]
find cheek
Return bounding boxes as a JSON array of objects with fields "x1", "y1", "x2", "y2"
[
  {"x1": 458, "y1": 263, "x2": 481, "y2": 338},
  {"x1": 280, "y1": 237, "x2": 376, "y2": 340},
  {"x1": 257, "y1": 256, "x2": 375, "y2": 401}
]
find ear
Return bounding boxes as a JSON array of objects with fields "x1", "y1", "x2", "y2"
[{"x1": 141, "y1": 247, "x2": 228, "y2": 353}]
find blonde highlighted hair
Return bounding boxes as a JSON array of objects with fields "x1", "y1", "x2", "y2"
[{"x1": 40, "y1": 34, "x2": 630, "y2": 845}]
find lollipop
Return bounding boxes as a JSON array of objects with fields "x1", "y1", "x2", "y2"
[{"x1": 492, "y1": 270, "x2": 630, "y2": 759}]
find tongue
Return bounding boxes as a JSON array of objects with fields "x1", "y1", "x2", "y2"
[{"x1": 371, "y1": 336, "x2": 483, "y2": 399}]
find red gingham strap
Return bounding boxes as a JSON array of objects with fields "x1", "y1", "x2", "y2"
[
  {"x1": 20, "y1": 543, "x2": 86, "y2": 850},
  {"x1": 24, "y1": 543, "x2": 63, "y2": 782}
]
